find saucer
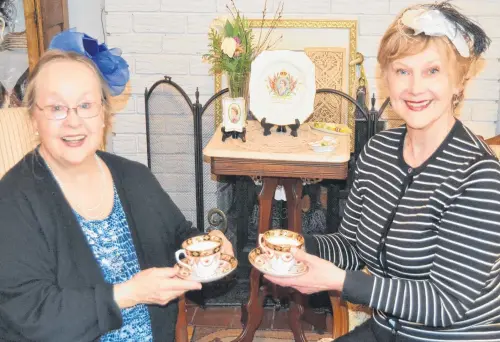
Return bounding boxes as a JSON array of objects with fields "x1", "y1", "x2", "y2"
[
  {"x1": 175, "y1": 253, "x2": 238, "y2": 283},
  {"x1": 308, "y1": 136, "x2": 338, "y2": 153},
  {"x1": 248, "y1": 247, "x2": 308, "y2": 278}
]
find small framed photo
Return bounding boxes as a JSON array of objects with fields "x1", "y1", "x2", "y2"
[{"x1": 222, "y1": 97, "x2": 246, "y2": 133}]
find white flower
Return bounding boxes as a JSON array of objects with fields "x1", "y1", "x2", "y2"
[
  {"x1": 221, "y1": 37, "x2": 237, "y2": 58},
  {"x1": 210, "y1": 16, "x2": 228, "y2": 33}
]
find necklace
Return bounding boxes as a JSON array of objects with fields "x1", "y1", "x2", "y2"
[{"x1": 43, "y1": 153, "x2": 106, "y2": 215}]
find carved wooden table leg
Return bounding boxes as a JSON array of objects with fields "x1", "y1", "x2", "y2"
[
  {"x1": 283, "y1": 179, "x2": 327, "y2": 334},
  {"x1": 237, "y1": 268, "x2": 266, "y2": 341},
  {"x1": 282, "y1": 179, "x2": 309, "y2": 341},
  {"x1": 175, "y1": 294, "x2": 188, "y2": 342},
  {"x1": 289, "y1": 290, "x2": 308, "y2": 342},
  {"x1": 282, "y1": 179, "x2": 302, "y2": 233},
  {"x1": 257, "y1": 177, "x2": 279, "y2": 234},
  {"x1": 234, "y1": 177, "x2": 278, "y2": 342}
]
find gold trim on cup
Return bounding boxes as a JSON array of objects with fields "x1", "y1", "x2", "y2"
[
  {"x1": 261, "y1": 229, "x2": 304, "y2": 252},
  {"x1": 181, "y1": 234, "x2": 222, "y2": 257}
]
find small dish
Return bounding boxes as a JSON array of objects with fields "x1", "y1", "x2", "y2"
[
  {"x1": 309, "y1": 122, "x2": 352, "y2": 136},
  {"x1": 175, "y1": 253, "x2": 238, "y2": 283},
  {"x1": 248, "y1": 247, "x2": 308, "y2": 278},
  {"x1": 309, "y1": 136, "x2": 338, "y2": 153}
]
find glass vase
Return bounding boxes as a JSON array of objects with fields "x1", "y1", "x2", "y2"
[
  {"x1": 226, "y1": 71, "x2": 250, "y2": 111},
  {"x1": 222, "y1": 71, "x2": 250, "y2": 132}
]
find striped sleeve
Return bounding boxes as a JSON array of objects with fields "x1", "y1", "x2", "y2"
[
  {"x1": 304, "y1": 162, "x2": 365, "y2": 271},
  {"x1": 344, "y1": 158, "x2": 500, "y2": 327}
]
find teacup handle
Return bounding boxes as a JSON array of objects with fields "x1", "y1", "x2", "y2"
[
  {"x1": 258, "y1": 234, "x2": 273, "y2": 257},
  {"x1": 175, "y1": 249, "x2": 191, "y2": 270}
]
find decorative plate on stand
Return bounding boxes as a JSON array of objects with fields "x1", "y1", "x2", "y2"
[{"x1": 249, "y1": 50, "x2": 316, "y2": 126}]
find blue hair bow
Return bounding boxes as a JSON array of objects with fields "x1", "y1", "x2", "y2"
[{"x1": 49, "y1": 29, "x2": 130, "y2": 97}]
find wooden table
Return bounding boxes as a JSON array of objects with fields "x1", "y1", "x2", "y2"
[{"x1": 203, "y1": 120, "x2": 350, "y2": 342}]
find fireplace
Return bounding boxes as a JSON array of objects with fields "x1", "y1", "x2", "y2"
[{"x1": 144, "y1": 76, "x2": 387, "y2": 306}]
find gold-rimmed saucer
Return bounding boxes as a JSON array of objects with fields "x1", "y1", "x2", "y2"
[
  {"x1": 175, "y1": 253, "x2": 238, "y2": 283},
  {"x1": 248, "y1": 247, "x2": 308, "y2": 278}
]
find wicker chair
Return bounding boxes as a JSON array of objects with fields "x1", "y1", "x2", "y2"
[
  {"x1": 328, "y1": 268, "x2": 372, "y2": 339},
  {"x1": 329, "y1": 292, "x2": 349, "y2": 338},
  {"x1": 485, "y1": 135, "x2": 500, "y2": 159},
  {"x1": 0, "y1": 107, "x2": 37, "y2": 177}
]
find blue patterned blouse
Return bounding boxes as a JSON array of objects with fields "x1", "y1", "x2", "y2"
[{"x1": 75, "y1": 187, "x2": 153, "y2": 342}]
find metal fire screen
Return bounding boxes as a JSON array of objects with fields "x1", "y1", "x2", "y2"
[{"x1": 144, "y1": 76, "x2": 389, "y2": 305}]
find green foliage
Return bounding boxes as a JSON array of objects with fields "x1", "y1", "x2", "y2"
[
  {"x1": 203, "y1": 14, "x2": 254, "y2": 77},
  {"x1": 202, "y1": 0, "x2": 283, "y2": 79}
]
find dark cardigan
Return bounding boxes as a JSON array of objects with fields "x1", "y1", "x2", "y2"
[{"x1": 0, "y1": 150, "x2": 200, "y2": 342}]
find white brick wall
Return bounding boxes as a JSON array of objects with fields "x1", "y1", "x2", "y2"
[
  {"x1": 133, "y1": 14, "x2": 187, "y2": 33},
  {"x1": 105, "y1": 0, "x2": 500, "y2": 164}
]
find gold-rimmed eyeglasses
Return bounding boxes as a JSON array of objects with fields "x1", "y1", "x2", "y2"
[{"x1": 35, "y1": 102, "x2": 102, "y2": 120}]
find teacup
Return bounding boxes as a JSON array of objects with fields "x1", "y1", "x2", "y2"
[
  {"x1": 258, "y1": 229, "x2": 305, "y2": 274},
  {"x1": 175, "y1": 234, "x2": 222, "y2": 278}
]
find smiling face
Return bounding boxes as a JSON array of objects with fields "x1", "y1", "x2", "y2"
[
  {"x1": 377, "y1": 9, "x2": 473, "y2": 132},
  {"x1": 385, "y1": 42, "x2": 459, "y2": 130},
  {"x1": 31, "y1": 58, "x2": 105, "y2": 167}
]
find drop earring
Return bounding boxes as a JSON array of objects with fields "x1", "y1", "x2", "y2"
[{"x1": 452, "y1": 94, "x2": 460, "y2": 109}]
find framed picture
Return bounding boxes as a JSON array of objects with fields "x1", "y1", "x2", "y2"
[
  {"x1": 214, "y1": 19, "x2": 358, "y2": 151},
  {"x1": 222, "y1": 97, "x2": 246, "y2": 132}
]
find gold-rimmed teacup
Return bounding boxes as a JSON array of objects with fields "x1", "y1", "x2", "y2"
[
  {"x1": 175, "y1": 234, "x2": 222, "y2": 278},
  {"x1": 258, "y1": 229, "x2": 304, "y2": 274}
]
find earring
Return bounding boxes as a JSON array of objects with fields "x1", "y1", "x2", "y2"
[
  {"x1": 452, "y1": 94, "x2": 460, "y2": 108},
  {"x1": 102, "y1": 123, "x2": 105, "y2": 128},
  {"x1": 35, "y1": 131, "x2": 39, "y2": 136}
]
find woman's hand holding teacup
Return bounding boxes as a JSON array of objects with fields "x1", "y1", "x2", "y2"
[
  {"x1": 113, "y1": 267, "x2": 202, "y2": 309},
  {"x1": 264, "y1": 247, "x2": 346, "y2": 294},
  {"x1": 208, "y1": 229, "x2": 234, "y2": 257}
]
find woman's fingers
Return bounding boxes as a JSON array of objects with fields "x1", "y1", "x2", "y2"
[
  {"x1": 165, "y1": 277, "x2": 202, "y2": 291},
  {"x1": 153, "y1": 267, "x2": 179, "y2": 278}
]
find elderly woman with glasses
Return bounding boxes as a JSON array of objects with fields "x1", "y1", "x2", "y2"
[
  {"x1": 0, "y1": 38, "x2": 233, "y2": 341},
  {"x1": 266, "y1": 2, "x2": 500, "y2": 342}
]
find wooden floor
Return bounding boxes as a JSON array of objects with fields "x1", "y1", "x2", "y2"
[{"x1": 186, "y1": 304, "x2": 334, "y2": 340}]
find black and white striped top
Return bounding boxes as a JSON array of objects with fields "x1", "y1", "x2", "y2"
[{"x1": 304, "y1": 120, "x2": 500, "y2": 341}]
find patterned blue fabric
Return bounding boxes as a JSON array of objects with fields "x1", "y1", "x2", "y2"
[{"x1": 75, "y1": 188, "x2": 153, "y2": 342}]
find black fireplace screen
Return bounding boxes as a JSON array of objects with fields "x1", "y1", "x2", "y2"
[
  {"x1": 144, "y1": 78, "x2": 199, "y2": 227},
  {"x1": 144, "y1": 76, "x2": 390, "y2": 305},
  {"x1": 145, "y1": 77, "x2": 237, "y2": 235},
  {"x1": 144, "y1": 76, "x2": 389, "y2": 247}
]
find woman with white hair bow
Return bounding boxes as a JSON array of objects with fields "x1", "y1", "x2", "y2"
[{"x1": 266, "y1": 2, "x2": 500, "y2": 341}]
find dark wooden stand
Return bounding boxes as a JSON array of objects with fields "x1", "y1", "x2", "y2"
[
  {"x1": 206, "y1": 156, "x2": 348, "y2": 342},
  {"x1": 260, "y1": 118, "x2": 301, "y2": 137},
  {"x1": 222, "y1": 126, "x2": 247, "y2": 142}
]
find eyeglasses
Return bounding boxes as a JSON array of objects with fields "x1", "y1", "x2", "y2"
[{"x1": 35, "y1": 102, "x2": 102, "y2": 120}]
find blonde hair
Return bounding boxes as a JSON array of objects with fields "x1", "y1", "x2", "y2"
[
  {"x1": 23, "y1": 49, "x2": 113, "y2": 138},
  {"x1": 377, "y1": 4, "x2": 478, "y2": 105}
]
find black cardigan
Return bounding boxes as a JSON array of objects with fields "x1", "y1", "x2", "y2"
[{"x1": 0, "y1": 150, "x2": 200, "y2": 342}]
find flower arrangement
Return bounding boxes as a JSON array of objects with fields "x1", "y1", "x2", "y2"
[{"x1": 203, "y1": 0, "x2": 284, "y2": 97}]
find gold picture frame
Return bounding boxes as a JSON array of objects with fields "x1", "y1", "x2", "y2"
[{"x1": 214, "y1": 19, "x2": 358, "y2": 151}]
